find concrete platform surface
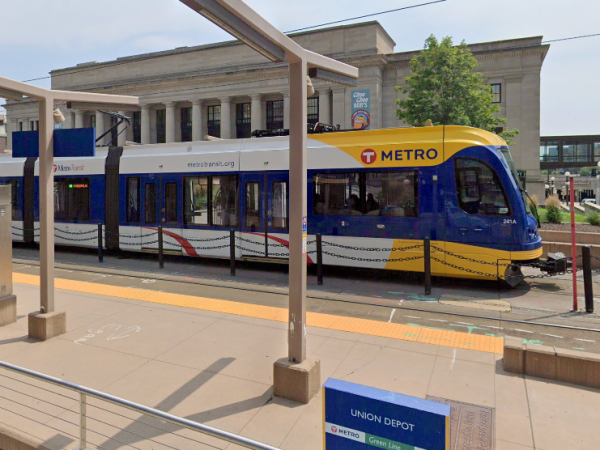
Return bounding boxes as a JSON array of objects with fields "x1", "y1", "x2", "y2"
[{"x1": 0, "y1": 280, "x2": 598, "y2": 450}]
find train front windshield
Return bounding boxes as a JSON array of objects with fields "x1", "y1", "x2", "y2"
[{"x1": 498, "y1": 148, "x2": 533, "y2": 216}]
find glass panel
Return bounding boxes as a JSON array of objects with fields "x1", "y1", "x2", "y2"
[
  {"x1": 164, "y1": 182, "x2": 178, "y2": 223},
  {"x1": 132, "y1": 111, "x2": 141, "y2": 143},
  {"x1": 145, "y1": 183, "x2": 156, "y2": 224},
  {"x1": 156, "y1": 109, "x2": 166, "y2": 144},
  {"x1": 313, "y1": 173, "x2": 360, "y2": 215},
  {"x1": 562, "y1": 141, "x2": 575, "y2": 162},
  {"x1": 267, "y1": 100, "x2": 284, "y2": 130},
  {"x1": 184, "y1": 176, "x2": 209, "y2": 226},
  {"x1": 181, "y1": 107, "x2": 192, "y2": 142},
  {"x1": 365, "y1": 171, "x2": 418, "y2": 217},
  {"x1": 207, "y1": 105, "x2": 221, "y2": 138},
  {"x1": 455, "y1": 157, "x2": 510, "y2": 216},
  {"x1": 595, "y1": 142, "x2": 600, "y2": 161},
  {"x1": 126, "y1": 177, "x2": 141, "y2": 223},
  {"x1": 212, "y1": 175, "x2": 238, "y2": 226},
  {"x1": 271, "y1": 181, "x2": 288, "y2": 229},
  {"x1": 53, "y1": 177, "x2": 90, "y2": 222},
  {"x1": 245, "y1": 181, "x2": 261, "y2": 228},
  {"x1": 491, "y1": 84, "x2": 501, "y2": 103},
  {"x1": 575, "y1": 142, "x2": 591, "y2": 162}
]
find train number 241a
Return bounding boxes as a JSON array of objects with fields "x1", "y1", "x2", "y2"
[{"x1": 503, "y1": 219, "x2": 517, "y2": 225}]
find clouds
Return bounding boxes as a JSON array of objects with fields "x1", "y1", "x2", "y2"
[{"x1": 1, "y1": 0, "x2": 599, "y2": 134}]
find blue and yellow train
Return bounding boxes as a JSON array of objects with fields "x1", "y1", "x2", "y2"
[{"x1": 0, "y1": 125, "x2": 554, "y2": 283}]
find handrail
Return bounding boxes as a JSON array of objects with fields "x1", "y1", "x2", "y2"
[{"x1": 0, "y1": 360, "x2": 282, "y2": 450}]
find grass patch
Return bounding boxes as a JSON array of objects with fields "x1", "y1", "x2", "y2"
[{"x1": 538, "y1": 207, "x2": 586, "y2": 223}]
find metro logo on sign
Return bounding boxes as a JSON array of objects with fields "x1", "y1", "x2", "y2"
[
  {"x1": 331, "y1": 426, "x2": 337, "y2": 433},
  {"x1": 361, "y1": 149, "x2": 377, "y2": 164}
]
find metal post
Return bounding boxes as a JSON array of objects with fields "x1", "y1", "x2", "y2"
[
  {"x1": 287, "y1": 58, "x2": 308, "y2": 363},
  {"x1": 39, "y1": 98, "x2": 55, "y2": 313},
  {"x1": 424, "y1": 237, "x2": 431, "y2": 295},
  {"x1": 582, "y1": 246, "x2": 594, "y2": 313},
  {"x1": 230, "y1": 229, "x2": 236, "y2": 276},
  {"x1": 97, "y1": 223, "x2": 103, "y2": 263},
  {"x1": 79, "y1": 392, "x2": 87, "y2": 450},
  {"x1": 316, "y1": 233, "x2": 323, "y2": 285},
  {"x1": 158, "y1": 225, "x2": 164, "y2": 269},
  {"x1": 570, "y1": 176, "x2": 578, "y2": 311}
]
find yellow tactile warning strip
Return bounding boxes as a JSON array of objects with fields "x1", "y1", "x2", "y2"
[{"x1": 13, "y1": 273, "x2": 504, "y2": 354}]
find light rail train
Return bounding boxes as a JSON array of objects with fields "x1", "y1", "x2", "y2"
[{"x1": 0, "y1": 125, "x2": 553, "y2": 283}]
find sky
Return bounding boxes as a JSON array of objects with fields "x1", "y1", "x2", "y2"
[{"x1": 1, "y1": 0, "x2": 598, "y2": 136}]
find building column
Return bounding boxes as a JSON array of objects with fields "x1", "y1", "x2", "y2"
[
  {"x1": 74, "y1": 110, "x2": 85, "y2": 128},
  {"x1": 332, "y1": 87, "x2": 346, "y2": 129},
  {"x1": 95, "y1": 111, "x2": 105, "y2": 146},
  {"x1": 283, "y1": 91, "x2": 290, "y2": 129},
  {"x1": 117, "y1": 111, "x2": 127, "y2": 147},
  {"x1": 192, "y1": 99, "x2": 203, "y2": 141},
  {"x1": 141, "y1": 104, "x2": 150, "y2": 144},
  {"x1": 220, "y1": 97, "x2": 232, "y2": 139},
  {"x1": 6, "y1": 119, "x2": 17, "y2": 150},
  {"x1": 251, "y1": 94, "x2": 262, "y2": 135},
  {"x1": 165, "y1": 102, "x2": 176, "y2": 143},
  {"x1": 318, "y1": 88, "x2": 332, "y2": 125}
]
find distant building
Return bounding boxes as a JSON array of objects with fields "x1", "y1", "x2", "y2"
[
  {"x1": 0, "y1": 114, "x2": 7, "y2": 152},
  {"x1": 540, "y1": 134, "x2": 600, "y2": 170},
  {"x1": 2, "y1": 21, "x2": 549, "y2": 198}
]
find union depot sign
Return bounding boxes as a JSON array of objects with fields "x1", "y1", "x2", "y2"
[{"x1": 323, "y1": 379, "x2": 450, "y2": 450}]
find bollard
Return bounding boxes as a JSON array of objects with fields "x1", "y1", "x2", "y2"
[
  {"x1": 158, "y1": 225, "x2": 164, "y2": 269},
  {"x1": 97, "y1": 223, "x2": 103, "y2": 263},
  {"x1": 230, "y1": 229, "x2": 236, "y2": 276},
  {"x1": 582, "y1": 246, "x2": 594, "y2": 313},
  {"x1": 424, "y1": 237, "x2": 431, "y2": 295},
  {"x1": 317, "y1": 233, "x2": 323, "y2": 285}
]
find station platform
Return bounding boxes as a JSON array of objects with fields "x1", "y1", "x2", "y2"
[{"x1": 0, "y1": 274, "x2": 599, "y2": 450}]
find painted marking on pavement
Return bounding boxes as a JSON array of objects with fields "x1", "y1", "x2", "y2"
[
  {"x1": 457, "y1": 322, "x2": 474, "y2": 325},
  {"x1": 405, "y1": 315, "x2": 421, "y2": 319},
  {"x1": 541, "y1": 333, "x2": 564, "y2": 339},
  {"x1": 429, "y1": 319, "x2": 448, "y2": 323},
  {"x1": 512, "y1": 329, "x2": 534, "y2": 334},
  {"x1": 388, "y1": 309, "x2": 396, "y2": 323},
  {"x1": 13, "y1": 272, "x2": 504, "y2": 354},
  {"x1": 574, "y1": 338, "x2": 596, "y2": 343}
]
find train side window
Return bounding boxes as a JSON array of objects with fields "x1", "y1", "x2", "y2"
[
  {"x1": 164, "y1": 182, "x2": 178, "y2": 223},
  {"x1": 271, "y1": 181, "x2": 288, "y2": 228},
  {"x1": 54, "y1": 178, "x2": 90, "y2": 222},
  {"x1": 0, "y1": 179, "x2": 18, "y2": 219},
  {"x1": 455, "y1": 157, "x2": 510, "y2": 216},
  {"x1": 313, "y1": 173, "x2": 361, "y2": 215},
  {"x1": 184, "y1": 176, "x2": 209, "y2": 226},
  {"x1": 212, "y1": 175, "x2": 238, "y2": 226},
  {"x1": 245, "y1": 182, "x2": 261, "y2": 228},
  {"x1": 145, "y1": 183, "x2": 157, "y2": 224},
  {"x1": 365, "y1": 171, "x2": 418, "y2": 217},
  {"x1": 126, "y1": 177, "x2": 141, "y2": 223}
]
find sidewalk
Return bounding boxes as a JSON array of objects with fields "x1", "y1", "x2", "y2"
[{"x1": 0, "y1": 276, "x2": 599, "y2": 450}]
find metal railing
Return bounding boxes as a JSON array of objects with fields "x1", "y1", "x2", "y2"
[{"x1": 0, "y1": 360, "x2": 281, "y2": 450}]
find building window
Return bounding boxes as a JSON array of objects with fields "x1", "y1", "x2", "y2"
[
  {"x1": 307, "y1": 97, "x2": 319, "y2": 125},
  {"x1": 184, "y1": 176, "x2": 209, "y2": 226},
  {"x1": 54, "y1": 177, "x2": 91, "y2": 222},
  {"x1": 132, "y1": 111, "x2": 141, "y2": 143},
  {"x1": 18, "y1": 122, "x2": 23, "y2": 132},
  {"x1": 90, "y1": 115, "x2": 96, "y2": 129},
  {"x1": 236, "y1": 103, "x2": 251, "y2": 139},
  {"x1": 30, "y1": 120, "x2": 39, "y2": 131},
  {"x1": 267, "y1": 100, "x2": 284, "y2": 130},
  {"x1": 491, "y1": 84, "x2": 501, "y2": 103},
  {"x1": 455, "y1": 157, "x2": 509, "y2": 216},
  {"x1": 126, "y1": 177, "x2": 141, "y2": 223},
  {"x1": 181, "y1": 107, "x2": 192, "y2": 142},
  {"x1": 183, "y1": 175, "x2": 239, "y2": 227},
  {"x1": 207, "y1": 105, "x2": 221, "y2": 138},
  {"x1": 594, "y1": 142, "x2": 600, "y2": 161},
  {"x1": 561, "y1": 141, "x2": 589, "y2": 163},
  {"x1": 156, "y1": 110, "x2": 166, "y2": 143},
  {"x1": 540, "y1": 141, "x2": 559, "y2": 163}
]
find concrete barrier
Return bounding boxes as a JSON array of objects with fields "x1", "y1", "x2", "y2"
[
  {"x1": 503, "y1": 338, "x2": 600, "y2": 389},
  {"x1": 539, "y1": 230, "x2": 600, "y2": 245},
  {"x1": 583, "y1": 202, "x2": 600, "y2": 216}
]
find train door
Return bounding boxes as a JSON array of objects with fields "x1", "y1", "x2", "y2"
[
  {"x1": 141, "y1": 175, "x2": 183, "y2": 252},
  {"x1": 266, "y1": 173, "x2": 289, "y2": 256},
  {"x1": 240, "y1": 173, "x2": 266, "y2": 257}
]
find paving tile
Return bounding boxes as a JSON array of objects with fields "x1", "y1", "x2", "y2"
[
  {"x1": 495, "y1": 439, "x2": 535, "y2": 450},
  {"x1": 437, "y1": 346, "x2": 497, "y2": 365},
  {"x1": 494, "y1": 372, "x2": 534, "y2": 447},
  {"x1": 427, "y1": 356, "x2": 496, "y2": 407},
  {"x1": 280, "y1": 396, "x2": 323, "y2": 450},
  {"x1": 526, "y1": 376, "x2": 600, "y2": 450}
]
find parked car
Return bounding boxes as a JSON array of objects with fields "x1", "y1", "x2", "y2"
[{"x1": 582, "y1": 198, "x2": 597, "y2": 204}]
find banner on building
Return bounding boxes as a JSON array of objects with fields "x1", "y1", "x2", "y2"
[{"x1": 351, "y1": 89, "x2": 371, "y2": 130}]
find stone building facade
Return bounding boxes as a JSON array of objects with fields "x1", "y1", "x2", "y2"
[{"x1": 3, "y1": 21, "x2": 549, "y2": 197}]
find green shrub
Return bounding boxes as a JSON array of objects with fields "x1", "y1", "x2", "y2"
[
  {"x1": 587, "y1": 212, "x2": 600, "y2": 226},
  {"x1": 546, "y1": 205, "x2": 562, "y2": 224}
]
